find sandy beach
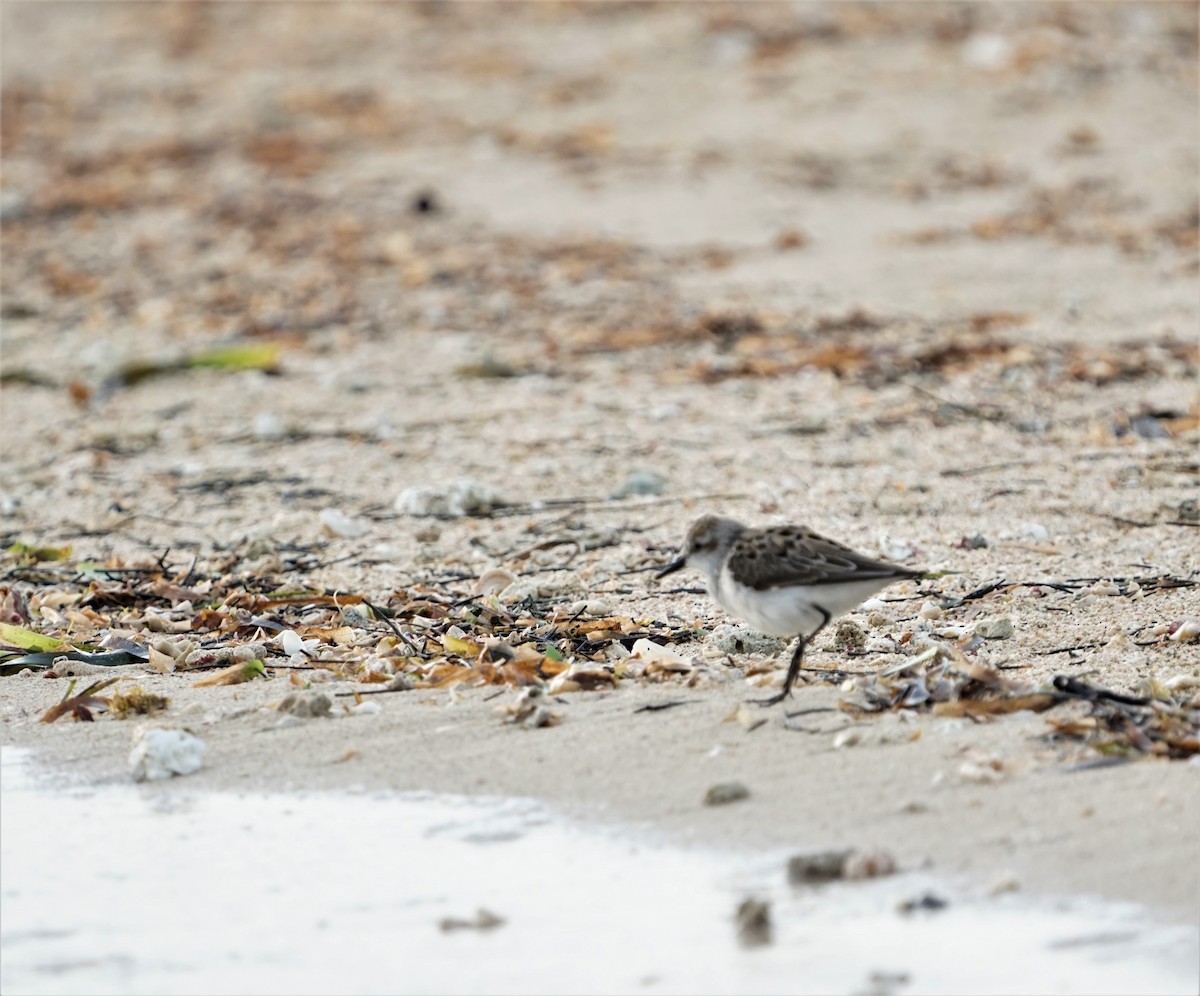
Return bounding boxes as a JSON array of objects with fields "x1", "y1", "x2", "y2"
[{"x1": 2, "y1": 2, "x2": 1197, "y2": 978}]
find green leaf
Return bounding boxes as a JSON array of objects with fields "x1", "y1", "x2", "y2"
[
  {"x1": 7, "y1": 542, "x2": 72, "y2": 564},
  {"x1": 187, "y1": 344, "x2": 280, "y2": 372},
  {"x1": 0, "y1": 624, "x2": 64, "y2": 652}
]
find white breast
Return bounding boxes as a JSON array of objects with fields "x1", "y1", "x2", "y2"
[{"x1": 712, "y1": 568, "x2": 896, "y2": 638}]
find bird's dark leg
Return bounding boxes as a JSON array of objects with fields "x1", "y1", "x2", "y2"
[{"x1": 754, "y1": 607, "x2": 832, "y2": 707}]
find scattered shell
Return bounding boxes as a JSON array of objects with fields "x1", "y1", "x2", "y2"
[
  {"x1": 709, "y1": 624, "x2": 788, "y2": 656},
  {"x1": 959, "y1": 759, "x2": 1006, "y2": 783},
  {"x1": 734, "y1": 898, "x2": 773, "y2": 948},
  {"x1": 962, "y1": 32, "x2": 1014, "y2": 71},
  {"x1": 786, "y1": 849, "x2": 852, "y2": 885},
  {"x1": 1017, "y1": 522, "x2": 1049, "y2": 541},
  {"x1": 987, "y1": 871, "x2": 1021, "y2": 896},
  {"x1": 860, "y1": 598, "x2": 887, "y2": 612},
  {"x1": 278, "y1": 630, "x2": 319, "y2": 657},
  {"x1": 566, "y1": 598, "x2": 614, "y2": 617},
  {"x1": 474, "y1": 567, "x2": 517, "y2": 597},
  {"x1": 496, "y1": 686, "x2": 562, "y2": 728},
  {"x1": 319, "y1": 508, "x2": 367, "y2": 539},
  {"x1": 1168, "y1": 619, "x2": 1199, "y2": 644},
  {"x1": 397, "y1": 477, "x2": 505, "y2": 518},
  {"x1": 917, "y1": 601, "x2": 943, "y2": 621},
  {"x1": 129, "y1": 727, "x2": 206, "y2": 782},
  {"x1": 878, "y1": 536, "x2": 915, "y2": 561},
  {"x1": 704, "y1": 781, "x2": 750, "y2": 806},
  {"x1": 973, "y1": 617, "x2": 1014, "y2": 640},
  {"x1": 253, "y1": 412, "x2": 285, "y2": 440},
  {"x1": 724, "y1": 703, "x2": 767, "y2": 732},
  {"x1": 547, "y1": 665, "x2": 616, "y2": 694},
  {"x1": 832, "y1": 729, "x2": 862, "y2": 749},
  {"x1": 842, "y1": 849, "x2": 897, "y2": 881},
  {"x1": 629, "y1": 638, "x2": 692, "y2": 670},
  {"x1": 347, "y1": 700, "x2": 383, "y2": 717}
]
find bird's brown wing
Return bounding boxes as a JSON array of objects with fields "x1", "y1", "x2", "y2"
[{"x1": 726, "y1": 526, "x2": 919, "y2": 591}]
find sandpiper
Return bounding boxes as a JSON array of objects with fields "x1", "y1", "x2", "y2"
[{"x1": 657, "y1": 514, "x2": 922, "y2": 706}]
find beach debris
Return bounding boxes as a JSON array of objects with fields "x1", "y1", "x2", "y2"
[
  {"x1": 842, "y1": 849, "x2": 897, "y2": 880},
  {"x1": 129, "y1": 727, "x2": 206, "y2": 781},
  {"x1": 496, "y1": 686, "x2": 561, "y2": 728},
  {"x1": 547, "y1": 664, "x2": 616, "y2": 694},
  {"x1": 1044, "y1": 675, "x2": 1200, "y2": 759},
  {"x1": 787, "y1": 847, "x2": 896, "y2": 884},
  {"x1": 39, "y1": 676, "x2": 121, "y2": 723},
  {"x1": 704, "y1": 781, "x2": 750, "y2": 806},
  {"x1": 277, "y1": 692, "x2": 333, "y2": 719},
  {"x1": 1168, "y1": 619, "x2": 1199, "y2": 644},
  {"x1": 898, "y1": 892, "x2": 949, "y2": 914},
  {"x1": 988, "y1": 872, "x2": 1021, "y2": 896},
  {"x1": 724, "y1": 702, "x2": 767, "y2": 732},
  {"x1": 110, "y1": 687, "x2": 170, "y2": 719},
  {"x1": 318, "y1": 508, "x2": 367, "y2": 538},
  {"x1": 473, "y1": 568, "x2": 516, "y2": 597},
  {"x1": 787, "y1": 849, "x2": 853, "y2": 885},
  {"x1": 397, "y1": 477, "x2": 506, "y2": 518},
  {"x1": 438, "y1": 908, "x2": 505, "y2": 932},
  {"x1": 958, "y1": 757, "x2": 1008, "y2": 783},
  {"x1": 734, "y1": 898, "x2": 773, "y2": 948}
]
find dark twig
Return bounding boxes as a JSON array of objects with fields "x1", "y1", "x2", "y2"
[{"x1": 633, "y1": 700, "x2": 692, "y2": 713}]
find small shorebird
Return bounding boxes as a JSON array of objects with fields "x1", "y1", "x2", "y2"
[{"x1": 658, "y1": 514, "x2": 922, "y2": 706}]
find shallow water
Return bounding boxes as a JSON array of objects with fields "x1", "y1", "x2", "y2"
[{"x1": 1, "y1": 746, "x2": 1195, "y2": 996}]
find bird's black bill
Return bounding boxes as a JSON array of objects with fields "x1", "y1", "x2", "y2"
[{"x1": 656, "y1": 556, "x2": 686, "y2": 579}]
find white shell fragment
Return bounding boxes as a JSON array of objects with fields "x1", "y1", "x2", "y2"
[
  {"x1": 1169, "y1": 619, "x2": 1200, "y2": 644},
  {"x1": 629, "y1": 638, "x2": 692, "y2": 670},
  {"x1": 319, "y1": 508, "x2": 367, "y2": 538},
  {"x1": 277, "y1": 630, "x2": 320, "y2": 657},
  {"x1": 397, "y1": 477, "x2": 505, "y2": 518},
  {"x1": 473, "y1": 568, "x2": 517, "y2": 597},
  {"x1": 129, "y1": 727, "x2": 206, "y2": 782}
]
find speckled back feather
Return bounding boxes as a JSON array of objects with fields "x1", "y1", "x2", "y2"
[{"x1": 724, "y1": 525, "x2": 919, "y2": 591}]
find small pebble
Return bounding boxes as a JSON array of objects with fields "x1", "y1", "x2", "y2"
[
  {"x1": 787, "y1": 849, "x2": 852, "y2": 885},
  {"x1": 833, "y1": 729, "x2": 862, "y2": 749},
  {"x1": 609, "y1": 470, "x2": 665, "y2": 499},
  {"x1": 898, "y1": 892, "x2": 949, "y2": 914},
  {"x1": 842, "y1": 849, "x2": 897, "y2": 881},
  {"x1": 973, "y1": 616, "x2": 1014, "y2": 640},
  {"x1": 704, "y1": 781, "x2": 750, "y2": 806},
  {"x1": 988, "y1": 871, "x2": 1021, "y2": 896},
  {"x1": 735, "y1": 898, "x2": 773, "y2": 948}
]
